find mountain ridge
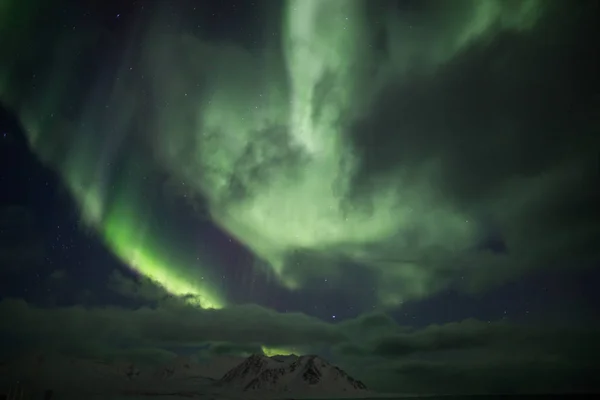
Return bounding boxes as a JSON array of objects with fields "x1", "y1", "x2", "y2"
[
  {"x1": 218, "y1": 353, "x2": 368, "y2": 395},
  {"x1": 0, "y1": 352, "x2": 371, "y2": 398}
]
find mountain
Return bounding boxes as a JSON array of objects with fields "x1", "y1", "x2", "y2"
[
  {"x1": 1, "y1": 353, "x2": 371, "y2": 398},
  {"x1": 218, "y1": 353, "x2": 368, "y2": 396},
  {"x1": 219, "y1": 353, "x2": 285, "y2": 389}
]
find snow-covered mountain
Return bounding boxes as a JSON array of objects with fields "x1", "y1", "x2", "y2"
[
  {"x1": 218, "y1": 353, "x2": 368, "y2": 395},
  {"x1": 219, "y1": 353, "x2": 285, "y2": 389},
  {"x1": 1, "y1": 353, "x2": 371, "y2": 398}
]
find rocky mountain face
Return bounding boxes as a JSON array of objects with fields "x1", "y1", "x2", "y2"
[
  {"x1": 218, "y1": 353, "x2": 368, "y2": 394},
  {"x1": 1, "y1": 352, "x2": 369, "y2": 397}
]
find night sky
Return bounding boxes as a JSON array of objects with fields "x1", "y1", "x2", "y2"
[{"x1": 1, "y1": 0, "x2": 600, "y2": 395}]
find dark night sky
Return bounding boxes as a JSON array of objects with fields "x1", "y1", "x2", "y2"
[{"x1": 1, "y1": 0, "x2": 600, "y2": 395}]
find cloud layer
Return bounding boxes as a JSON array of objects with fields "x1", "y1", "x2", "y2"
[{"x1": 1, "y1": 295, "x2": 597, "y2": 393}]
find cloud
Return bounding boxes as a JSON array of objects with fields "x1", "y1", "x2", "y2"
[
  {"x1": 108, "y1": 269, "x2": 226, "y2": 310},
  {"x1": 345, "y1": 0, "x2": 600, "y2": 300},
  {"x1": 207, "y1": 342, "x2": 265, "y2": 357},
  {"x1": 337, "y1": 318, "x2": 599, "y2": 361},
  {"x1": 136, "y1": 0, "x2": 598, "y2": 306},
  {"x1": 1, "y1": 298, "x2": 597, "y2": 393},
  {"x1": 107, "y1": 269, "x2": 171, "y2": 303},
  {"x1": 1, "y1": 0, "x2": 598, "y2": 311},
  {"x1": 369, "y1": 319, "x2": 501, "y2": 357},
  {"x1": 100, "y1": 347, "x2": 178, "y2": 365},
  {"x1": 378, "y1": 320, "x2": 596, "y2": 359},
  {"x1": 338, "y1": 319, "x2": 600, "y2": 394},
  {"x1": 0, "y1": 298, "x2": 344, "y2": 360},
  {"x1": 365, "y1": 357, "x2": 597, "y2": 395}
]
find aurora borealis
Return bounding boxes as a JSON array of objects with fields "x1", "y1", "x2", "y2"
[
  {"x1": 1, "y1": 0, "x2": 546, "y2": 306},
  {"x1": 1, "y1": 0, "x2": 599, "y2": 394}
]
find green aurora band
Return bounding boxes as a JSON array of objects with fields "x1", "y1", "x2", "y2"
[{"x1": 0, "y1": 0, "x2": 543, "y2": 307}]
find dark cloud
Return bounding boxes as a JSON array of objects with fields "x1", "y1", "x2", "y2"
[
  {"x1": 343, "y1": 318, "x2": 600, "y2": 361},
  {"x1": 370, "y1": 319, "x2": 500, "y2": 357},
  {"x1": 107, "y1": 269, "x2": 170, "y2": 303},
  {"x1": 338, "y1": 312, "x2": 403, "y2": 340},
  {"x1": 339, "y1": 318, "x2": 600, "y2": 393},
  {"x1": 103, "y1": 347, "x2": 178, "y2": 365},
  {"x1": 208, "y1": 342, "x2": 264, "y2": 357},
  {"x1": 349, "y1": 1, "x2": 600, "y2": 294},
  {"x1": 0, "y1": 298, "x2": 344, "y2": 360},
  {"x1": 1, "y1": 297, "x2": 597, "y2": 393},
  {"x1": 108, "y1": 269, "x2": 224, "y2": 310},
  {"x1": 367, "y1": 357, "x2": 597, "y2": 395}
]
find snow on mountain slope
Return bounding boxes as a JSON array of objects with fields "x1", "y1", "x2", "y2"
[
  {"x1": 1, "y1": 353, "x2": 370, "y2": 398},
  {"x1": 218, "y1": 354, "x2": 368, "y2": 395},
  {"x1": 270, "y1": 354, "x2": 299, "y2": 363},
  {"x1": 218, "y1": 353, "x2": 285, "y2": 389}
]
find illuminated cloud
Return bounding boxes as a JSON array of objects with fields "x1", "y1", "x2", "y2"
[{"x1": 1, "y1": 0, "x2": 597, "y2": 309}]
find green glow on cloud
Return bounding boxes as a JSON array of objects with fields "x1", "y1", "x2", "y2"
[
  {"x1": 103, "y1": 191, "x2": 224, "y2": 310},
  {"x1": 261, "y1": 346, "x2": 300, "y2": 357},
  {"x1": 21, "y1": 115, "x2": 226, "y2": 309},
  {"x1": 0, "y1": 0, "x2": 544, "y2": 306},
  {"x1": 155, "y1": 0, "x2": 493, "y2": 300}
]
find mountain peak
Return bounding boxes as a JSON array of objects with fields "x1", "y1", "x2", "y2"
[
  {"x1": 218, "y1": 353, "x2": 278, "y2": 388},
  {"x1": 218, "y1": 353, "x2": 368, "y2": 394}
]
